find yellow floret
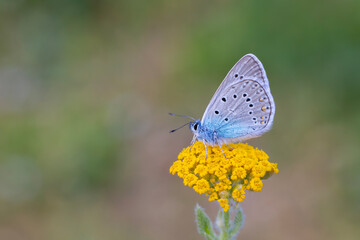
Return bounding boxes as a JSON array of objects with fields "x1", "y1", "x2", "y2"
[
  {"x1": 232, "y1": 188, "x2": 246, "y2": 202},
  {"x1": 183, "y1": 174, "x2": 198, "y2": 187},
  {"x1": 215, "y1": 182, "x2": 231, "y2": 192},
  {"x1": 218, "y1": 199, "x2": 230, "y2": 212},
  {"x1": 272, "y1": 163, "x2": 279, "y2": 174},
  {"x1": 250, "y1": 177, "x2": 263, "y2": 192},
  {"x1": 251, "y1": 164, "x2": 266, "y2": 178},
  {"x1": 193, "y1": 179, "x2": 210, "y2": 194},
  {"x1": 194, "y1": 164, "x2": 209, "y2": 177},
  {"x1": 170, "y1": 141, "x2": 278, "y2": 211},
  {"x1": 208, "y1": 192, "x2": 219, "y2": 202},
  {"x1": 231, "y1": 167, "x2": 247, "y2": 181}
]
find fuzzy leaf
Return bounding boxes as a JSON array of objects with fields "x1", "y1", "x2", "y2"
[
  {"x1": 229, "y1": 208, "x2": 244, "y2": 238},
  {"x1": 195, "y1": 204, "x2": 217, "y2": 240}
]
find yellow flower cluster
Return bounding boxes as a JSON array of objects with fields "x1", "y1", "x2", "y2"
[{"x1": 170, "y1": 141, "x2": 279, "y2": 212}]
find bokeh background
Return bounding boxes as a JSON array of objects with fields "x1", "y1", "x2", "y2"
[{"x1": 1, "y1": 0, "x2": 360, "y2": 239}]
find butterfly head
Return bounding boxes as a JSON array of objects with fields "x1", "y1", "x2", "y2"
[{"x1": 189, "y1": 120, "x2": 201, "y2": 135}]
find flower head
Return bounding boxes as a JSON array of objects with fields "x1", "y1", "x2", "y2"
[{"x1": 170, "y1": 141, "x2": 279, "y2": 212}]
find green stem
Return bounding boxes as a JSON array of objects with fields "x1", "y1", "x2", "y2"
[
  {"x1": 195, "y1": 204, "x2": 244, "y2": 240},
  {"x1": 217, "y1": 208, "x2": 230, "y2": 240}
]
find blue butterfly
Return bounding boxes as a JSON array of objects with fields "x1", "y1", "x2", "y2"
[{"x1": 170, "y1": 54, "x2": 275, "y2": 156}]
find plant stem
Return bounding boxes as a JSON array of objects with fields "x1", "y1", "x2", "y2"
[
  {"x1": 196, "y1": 204, "x2": 244, "y2": 240},
  {"x1": 217, "y1": 208, "x2": 230, "y2": 240}
]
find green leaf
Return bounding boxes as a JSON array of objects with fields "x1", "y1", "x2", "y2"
[
  {"x1": 195, "y1": 204, "x2": 217, "y2": 240},
  {"x1": 229, "y1": 208, "x2": 244, "y2": 239}
]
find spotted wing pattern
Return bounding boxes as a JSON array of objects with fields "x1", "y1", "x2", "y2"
[{"x1": 200, "y1": 54, "x2": 275, "y2": 144}]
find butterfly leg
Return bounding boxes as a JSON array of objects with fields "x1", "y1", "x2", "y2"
[
  {"x1": 203, "y1": 141, "x2": 208, "y2": 159},
  {"x1": 225, "y1": 143, "x2": 233, "y2": 149},
  {"x1": 189, "y1": 136, "x2": 196, "y2": 152},
  {"x1": 213, "y1": 132, "x2": 227, "y2": 159},
  {"x1": 219, "y1": 144, "x2": 227, "y2": 159}
]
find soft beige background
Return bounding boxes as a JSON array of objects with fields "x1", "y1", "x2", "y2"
[{"x1": 0, "y1": 0, "x2": 359, "y2": 239}]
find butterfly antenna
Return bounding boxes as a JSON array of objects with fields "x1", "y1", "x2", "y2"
[
  {"x1": 169, "y1": 122, "x2": 191, "y2": 133},
  {"x1": 168, "y1": 112, "x2": 195, "y2": 121}
]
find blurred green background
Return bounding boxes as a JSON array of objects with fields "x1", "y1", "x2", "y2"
[{"x1": 0, "y1": 0, "x2": 359, "y2": 239}]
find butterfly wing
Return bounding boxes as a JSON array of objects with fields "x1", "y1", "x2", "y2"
[{"x1": 200, "y1": 54, "x2": 275, "y2": 144}]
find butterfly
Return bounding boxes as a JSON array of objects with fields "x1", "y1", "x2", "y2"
[{"x1": 170, "y1": 54, "x2": 275, "y2": 156}]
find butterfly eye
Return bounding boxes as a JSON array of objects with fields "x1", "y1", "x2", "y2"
[{"x1": 193, "y1": 123, "x2": 198, "y2": 131}]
